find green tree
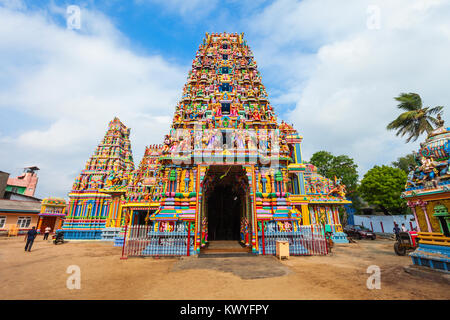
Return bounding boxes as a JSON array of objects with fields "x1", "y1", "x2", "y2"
[
  {"x1": 310, "y1": 151, "x2": 361, "y2": 214},
  {"x1": 391, "y1": 153, "x2": 418, "y2": 173},
  {"x1": 358, "y1": 165, "x2": 407, "y2": 215},
  {"x1": 309, "y1": 151, "x2": 359, "y2": 193},
  {"x1": 387, "y1": 92, "x2": 443, "y2": 143},
  {"x1": 308, "y1": 151, "x2": 334, "y2": 176}
]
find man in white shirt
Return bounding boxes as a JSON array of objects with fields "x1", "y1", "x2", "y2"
[
  {"x1": 43, "y1": 226, "x2": 51, "y2": 240},
  {"x1": 401, "y1": 223, "x2": 407, "y2": 232}
]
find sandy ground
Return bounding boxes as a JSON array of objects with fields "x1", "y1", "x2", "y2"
[{"x1": 1, "y1": 236, "x2": 449, "y2": 300}]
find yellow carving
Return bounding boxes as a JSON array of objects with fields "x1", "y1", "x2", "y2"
[{"x1": 180, "y1": 169, "x2": 186, "y2": 193}]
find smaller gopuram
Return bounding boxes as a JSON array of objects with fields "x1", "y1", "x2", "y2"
[
  {"x1": 38, "y1": 197, "x2": 67, "y2": 233},
  {"x1": 63, "y1": 117, "x2": 135, "y2": 239},
  {"x1": 303, "y1": 164, "x2": 350, "y2": 243},
  {"x1": 402, "y1": 114, "x2": 450, "y2": 272},
  {"x1": 121, "y1": 144, "x2": 163, "y2": 225}
]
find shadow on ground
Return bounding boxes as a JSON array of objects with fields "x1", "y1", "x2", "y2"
[{"x1": 171, "y1": 255, "x2": 292, "y2": 280}]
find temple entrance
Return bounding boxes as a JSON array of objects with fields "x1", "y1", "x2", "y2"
[
  {"x1": 132, "y1": 210, "x2": 148, "y2": 225},
  {"x1": 39, "y1": 216, "x2": 57, "y2": 233},
  {"x1": 207, "y1": 184, "x2": 241, "y2": 240},
  {"x1": 201, "y1": 165, "x2": 251, "y2": 246}
]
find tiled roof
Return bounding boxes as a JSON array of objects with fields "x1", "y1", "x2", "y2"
[{"x1": 0, "y1": 199, "x2": 41, "y2": 213}]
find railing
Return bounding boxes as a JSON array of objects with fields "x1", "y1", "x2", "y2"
[
  {"x1": 417, "y1": 232, "x2": 450, "y2": 246},
  {"x1": 121, "y1": 223, "x2": 195, "y2": 258},
  {"x1": 258, "y1": 224, "x2": 328, "y2": 256},
  {"x1": 121, "y1": 223, "x2": 328, "y2": 258}
]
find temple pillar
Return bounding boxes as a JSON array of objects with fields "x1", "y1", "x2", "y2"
[
  {"x1": 251, "y1": 165, "x2": 258, "y2": 252},
  {"x1": 418, "y1": 200, "x2": 433, "y2": 232},
  {"x1": 301, "y1": 204, "x2": 310, "y2": 225},
  {"x1": 333, "y1": 206, "x2": 339, "y2": 225},
  {"x1": 194, "y1": 165, "x2": 202, "y2": 252},
  {"x1": 407, "y1": 200, "x2": 421, "y2": 232}
]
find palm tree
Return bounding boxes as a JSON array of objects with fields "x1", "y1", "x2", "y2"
[{"x1": 387, "y1": 93, "x2": 444, "y2": 143}]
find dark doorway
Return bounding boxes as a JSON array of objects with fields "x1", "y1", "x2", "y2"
[
  {"x1": 207, "y1": 184, "x2": 242, "y2": 240},
  {"x1": 203, "y1": 165, "x2": 248, "y2": 241},
  {"x1": 133, "y1": 211, "x2": 148, "y2": 225},
  {"x1": 438, "y1": 216, "x2": 450, "y2": 237},
  {"x1": 40, "y1": 216, "x2": 57, "y2": 232},
  {"x1": 220, "y1": 83, "x2": 231, "y2": 92},
  {"x1": 221, "y1": 102, "x2": 230, "y2": 113}
]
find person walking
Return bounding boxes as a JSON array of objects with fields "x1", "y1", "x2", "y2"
[
  {"x1": 43, "y1": 226, "x2": 51, "y2": 240},
  {"x1": 393, "y1": 223, "x2": 400, "y2": 240},
  {"x1": 25, "y1": 226, "x2": 38, "y2": 252},
  {"x1": 401, "y1": 223, "x2": 407, "y2": 232}
]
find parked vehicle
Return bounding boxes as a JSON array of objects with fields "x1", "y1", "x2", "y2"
[
  {"x1": 394, "y1": 231, "x2": 418, "y2": 255},
  {"x1": 343, "y1": 225, "x2": 376, "y2": 240},
  {"x1": 53, "y1": 230, "x2": 65, "y2": 245}
]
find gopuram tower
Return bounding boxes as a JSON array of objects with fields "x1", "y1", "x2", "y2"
[
  {"x1": 64, "y1": 33, "x2": 350, "y2": 254},
  {"x1": 137, "y1": 32, "x2": 350, "y2": 255},
  {"x1": 63, "y1": 117, "x2": 135, "y2": 238}
]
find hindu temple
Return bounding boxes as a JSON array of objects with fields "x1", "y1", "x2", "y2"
[
  {"x1": 402, "y1": 114, "x2": 450, "y2": 272},
  {"x1": 63, "y1": 32, "x2": 351, "y2": 256}
]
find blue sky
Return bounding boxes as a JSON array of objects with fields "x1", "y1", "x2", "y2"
[{"x1": 0, "y1": 0, "x2": 449, "y2": 199}]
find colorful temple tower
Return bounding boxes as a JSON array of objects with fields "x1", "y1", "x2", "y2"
[
  {"x1": 402, "y1": 115, "x2": 450, "y2": 272},
  {"x1": 130, "y1": 32, "x2": 350, "y2": 255},
  {"x1": 63, "y1": 117, "x2": 135, "y2": 239},
  {"x1": 64, "y1": 33, "x2": 350, "y2": 254},
  {"x1": 303, "y1": 164, "x2": 351, "y2": 242},
  {"x1": 121, "y1": 144, "x2": 163, "y2": 225}
]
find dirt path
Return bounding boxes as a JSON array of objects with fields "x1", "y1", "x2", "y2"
[{"x1": 1, "y1": 237, "x2": 448, "y2": 299}]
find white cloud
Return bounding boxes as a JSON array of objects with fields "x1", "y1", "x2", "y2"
[
  {"x1": 0, "y1": 4, "x2": 187, "y2": 199},
  {"x1": 246, "y1": 0, "x2": 450, "y2": 176},
  {"x1": 0, "y1": 0, "x2": 25, "y2": 10},
  {"x1": 135, "y1": 0, "x2": 219, "y2": 18}
]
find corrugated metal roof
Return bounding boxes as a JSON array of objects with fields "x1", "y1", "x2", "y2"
[{"x1": 0, "y1": 199, "x2": 41, "y2": 213}]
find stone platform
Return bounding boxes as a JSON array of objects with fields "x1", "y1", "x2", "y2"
[{"x1": 199, "y1": 240, "x2": 253, "y2": 258}]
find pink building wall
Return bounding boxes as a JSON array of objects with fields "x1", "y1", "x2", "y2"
[{"x1": 7, "y1": 172, "x2": 38, "y2": 197}]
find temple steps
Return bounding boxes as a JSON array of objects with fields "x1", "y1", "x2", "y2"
[
  {"x1": 198, "y1": 253, "x2": 257, "y2": 258},
  {"x1": 199, "y1": 240, "x2": 254, "y2": 258}
]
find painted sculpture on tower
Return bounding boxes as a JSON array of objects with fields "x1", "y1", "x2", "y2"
[
  {"x1": 126, "y1": 145, "x2": 163, "y2": 203},
  {"x1": 121, "y1": 144, "x2": 164, "y2": 225}
]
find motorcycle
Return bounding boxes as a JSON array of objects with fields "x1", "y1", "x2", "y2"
[{"x1": 53, "y1": 230, "x2": 65, "y2": 245}]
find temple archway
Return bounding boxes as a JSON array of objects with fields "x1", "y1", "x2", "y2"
[{"x1": 201, "y1": 165, "x2": 250, "y2": 243}]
